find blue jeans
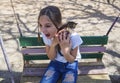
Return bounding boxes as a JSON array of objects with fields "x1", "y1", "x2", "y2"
[{"x1": 40, "y1": 60, "x2": 78, "y2": 83}]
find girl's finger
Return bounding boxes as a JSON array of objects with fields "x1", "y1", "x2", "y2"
[
  {"x1": 63, "y1": 31, "x2": 66, "y2": 40},
  {"x1": 59, "y1": 32, "x2": 62, "y2": 42},
  {"x1": 66, "y1": 32, "x2": 70, "y2": 41},
  {"x1": 58, "y1": 29, "x2": 66, "y2": 35}
]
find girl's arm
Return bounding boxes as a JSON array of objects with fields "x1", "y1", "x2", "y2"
[
  {"x1": 59, "y1": 30, "x2": 78, "y2": 63},
  {"x1": 45, "y1": 35, "x2": 59, "y2": 60},
  {"x1": 61, "y1": 44, "x2": 78, "y2": 63},
  {"x1": 45, "y1": 44, "x2": 57, "y2": 60},
  {"x1": 63, "y1": 46, "x2": 78, "y2": 63}
]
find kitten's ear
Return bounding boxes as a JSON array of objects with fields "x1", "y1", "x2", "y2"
[
  {"x1": 73, "y1": 22, "x2": 77, "y2": 29},
  {"x1": 67, "y1": 21, "x2": 77, "y2": 29}
]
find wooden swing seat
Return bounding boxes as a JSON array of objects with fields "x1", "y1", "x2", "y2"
[{"x1": 19, "y1": 35, "x2": 111, "y2": 83}]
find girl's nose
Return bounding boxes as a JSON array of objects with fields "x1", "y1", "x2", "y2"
[{"x1": 41, "y1": 27, "x2": 47, "y2": 33}]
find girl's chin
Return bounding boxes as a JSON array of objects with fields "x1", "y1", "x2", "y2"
[{"x1": 46, "y1": 37, "x2": 51, "y2": 39}]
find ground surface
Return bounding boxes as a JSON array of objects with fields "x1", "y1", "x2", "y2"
[{"x1": 0, "y1": 0, "x2": 120, "y2": 83}]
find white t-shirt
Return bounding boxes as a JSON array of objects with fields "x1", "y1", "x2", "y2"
[{"x1": 41, "y1": 32, "x2": 83, "y2": 63}]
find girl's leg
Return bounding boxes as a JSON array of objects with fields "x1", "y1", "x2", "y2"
[
  {"x1": 62, "y1": 71, "x2": 77, "y2": 83},
  {"x1": 40, "y1": 61, "x2": 61, "y2": 83},
  {"x1": 77, "y1": 67, "x2": 80, "y2": 75},
  {"x1": 62, "y1": 61, "x2": 78, "y2": 83}
]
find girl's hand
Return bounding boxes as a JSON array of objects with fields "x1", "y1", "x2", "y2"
[
  {"x1": 51, "y1": 34, "x2": 59, "y2": 47},
  {"x1": 58, "y1": 30, "x2": 71, "y2": 55}
]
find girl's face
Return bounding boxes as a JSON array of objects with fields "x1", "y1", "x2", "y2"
[{"x1": 39, "y1": 15, "x2": 58, "y2": 39}]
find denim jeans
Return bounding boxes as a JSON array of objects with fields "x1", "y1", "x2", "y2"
[{"x1": 40, "y1": 60, "x2": 78, "y2": 83}]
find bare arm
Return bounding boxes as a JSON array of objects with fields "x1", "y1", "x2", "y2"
[
  {"x1": 45, "y1": 45, "x2": 57, "y2": 60},
  {"x1": 45, "y1": 35, "x2": 59, "y2": 60},
  {"x1": 62, "y1": 46, "x2": 78, "y2": 63},
  {"x1": 59, "y1": 30, "x2": 78, "y2": 63}
]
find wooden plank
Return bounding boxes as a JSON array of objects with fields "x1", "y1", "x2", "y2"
[
  {"x1": 20, "y1": 76, "x2": 40, "y2": 83},
  {"x1": 19, "y1": 37, "x2": 45, "y2": 46},
  {"x1": 24, "y1": 61, "x2": 104, "y2": 68},
  {"x1": 22, "y1": 65, "x2": 107, "y2": 76},
  {"x1": 81, "y1": 53, "x2": 103, "y2": 59},
  {"x1": 23, "y1": 53, "x2": 103, "y2": 60},
  {"x1": 79, "y1": 61, "x2": 104, "y2": 66},
  {"x1": 21, "y1": 46, "x2": 105, "y2": 61},
  {"x1": 19, "y1": 36, "x2": 108, "y2": 46},
  {"x1": 81, "y1": 36, "x2": 108, "y2": 45},
  {"x1": 23, "y1": 54, "x2": 48, "y2": 60},
  {"x1": 23, "y1": 68, "x2": 44, "y2": 76},
  {"x1": 21, "y1": 74, "x2": 111, "y2": 83},
  {"x1": 77, "y1": 74, "x2": 111, "y2": 83},
  {"x1": 78, "y1": 65, "x2": 107, "y2": 75},
  {"x1": 80, "y1": 46, "x2": 106, "y2": 53},
  {"x1": 21, "y1": 46, "x2": 106, "y2": 54},
  {"x1": 21, "y1": 48, "x2": 46, "y2": 54}
]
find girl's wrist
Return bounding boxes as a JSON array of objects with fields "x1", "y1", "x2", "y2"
[
  {"x1": 62, "y1": 50, "x2": 70, "y2": 56},
  {"x1": 51, "y1": 44, "x2": 56, "y2": 48},
  {"x1": 64, "y1": 53, "x2": 70, "y2": 56}
]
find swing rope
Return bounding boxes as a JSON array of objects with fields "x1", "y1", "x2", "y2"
[
  {"x1": 106, "y1": 13, "x2": 120, "y2": 36},
  {"x1": 0, "y1": 37, "x2": 15, "y2": 83},
  {"x1": 0, "y1": 0, "x2": 24, "y2": 83},
  {"x1": 10, "y1": 0, "x2": 22, "y2": 37}
]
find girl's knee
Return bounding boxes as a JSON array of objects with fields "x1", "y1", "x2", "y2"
[
  {"x1": 63, "y1": 73, "x2": 75, "y2": 83},
  {"x1": 44, "y1": 69, "x2": 55, "y2": 80}
]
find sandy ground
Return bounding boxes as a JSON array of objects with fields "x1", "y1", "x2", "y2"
[{"x1": 0, "y1": 0, "x2": 120, "y2": 83}]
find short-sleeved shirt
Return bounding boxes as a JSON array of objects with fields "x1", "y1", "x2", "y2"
[{"x1": 41, "y1": 32, "x2": 83, "y2": 63}]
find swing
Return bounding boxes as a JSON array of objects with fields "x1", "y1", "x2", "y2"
[
  {"x1": 0, "y1": 36, "x2": 15, "y2": 83},
  {"x1": 10, "y1": 0, "x2": 119, "y2": 82}
]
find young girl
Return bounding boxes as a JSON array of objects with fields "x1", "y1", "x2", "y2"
[{"x1": 38, "y1": 5, "x2": 83, "y2": 83}]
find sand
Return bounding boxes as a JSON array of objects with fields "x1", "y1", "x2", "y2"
[{"x1": 0, "y1": 0, "x2": 120, "y2": 83}]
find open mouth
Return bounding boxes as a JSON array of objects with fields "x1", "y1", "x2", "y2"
[{"x1": 45, "y1": 34, "x2": 50, "y2": 38}]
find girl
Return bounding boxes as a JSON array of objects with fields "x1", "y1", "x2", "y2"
[{"x1": 38, "y1": 5, "x2": 83, "y2": 83}]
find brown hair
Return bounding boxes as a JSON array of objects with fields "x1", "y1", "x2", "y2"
[{"x1": 38, "y1": 5, "x2": 62, "y2": 29}]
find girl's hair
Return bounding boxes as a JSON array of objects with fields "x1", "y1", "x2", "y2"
[{"x1": 38, "y1": 6, "x2": 62, "y2": 29}]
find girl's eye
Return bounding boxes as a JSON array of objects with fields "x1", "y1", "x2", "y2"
[
  {"x1": 46, "y1": 25, "x2": 51, "y2": 27},
  {"x1": 39, "y1": 23, "x2": 52, "y2": 28},
  {"x1": 45, "y1": 24, "x2": 52, "y2": 28},
  {"x1": 39, "y1": 24, "x2": 42, "y2": 27}
]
